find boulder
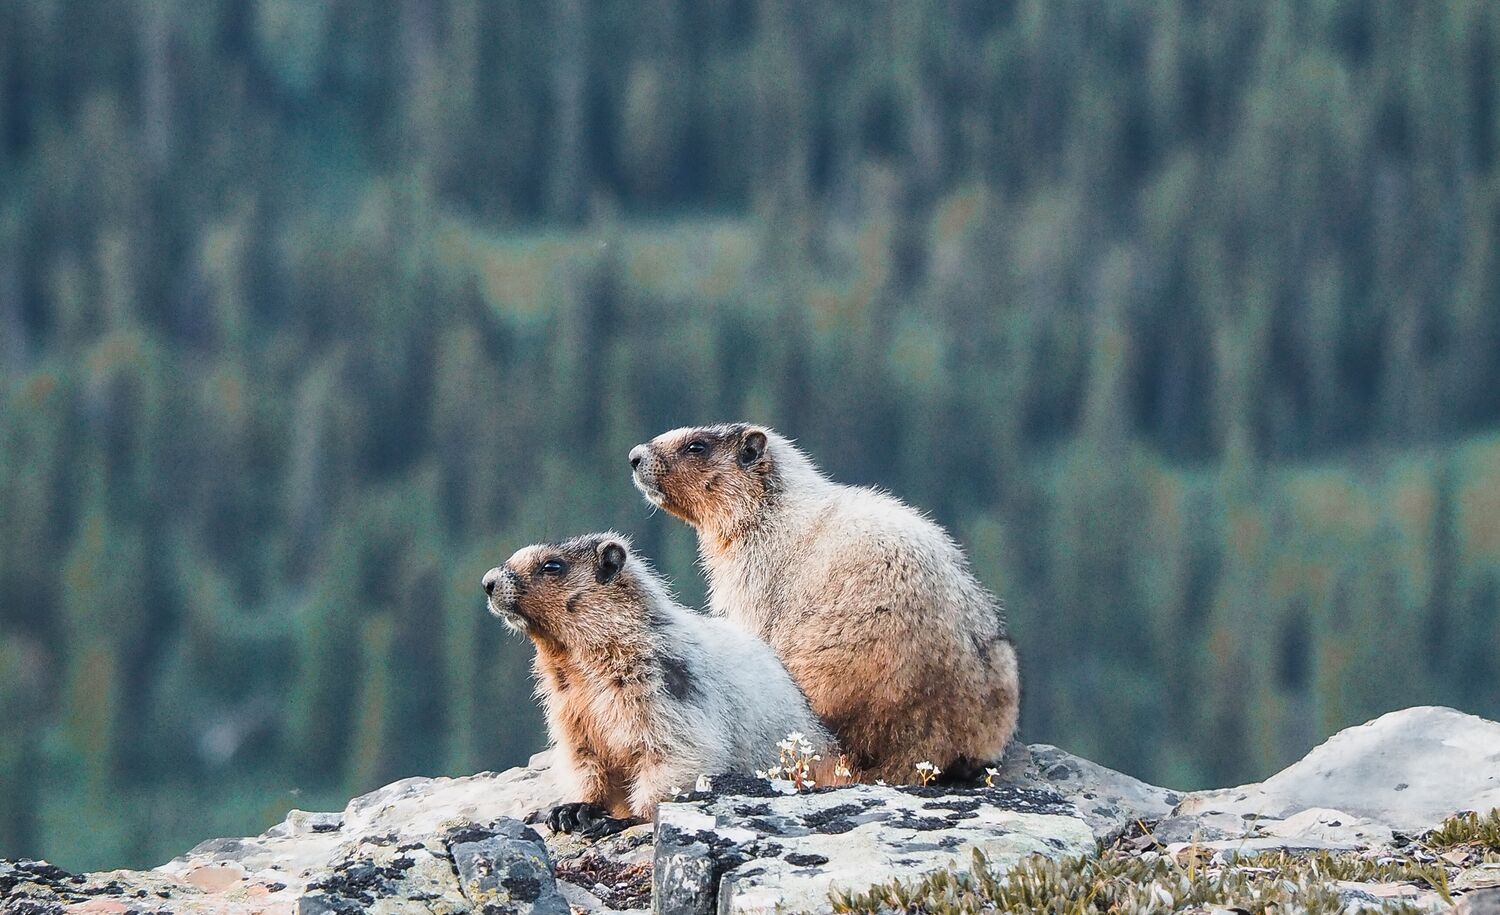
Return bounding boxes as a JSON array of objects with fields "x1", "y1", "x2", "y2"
[
  {"x1": 651, "y1": 774, "x2": 1095, "y2": 915},
  {"x1": 1003, "y1": 742, "x2": 1182, "y2": 842},
  {"x1": 1, "y1": 753, "x2": 566, "y2": 914},
  {"x1": 447, "y1": 820, "x2": 570, "y2": 915},
  {"x1": 1156, "y1": 706, "x2": 1500, "y2": 851},
  {"x1": 1455, "y1": 887, "x2": 1500, "y2": 915}
]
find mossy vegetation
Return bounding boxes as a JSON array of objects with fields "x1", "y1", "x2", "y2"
[{"x1": 831, "y1": 848, "x2": 1447, "y2": 915}]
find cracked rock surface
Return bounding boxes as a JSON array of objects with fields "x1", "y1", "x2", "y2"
[
  {"x1": 0, "y1": 753, "x2": 567, "y2": 914},
  {"x1": 652, "y1": 777, "x2": 1095, "y2": 915}
]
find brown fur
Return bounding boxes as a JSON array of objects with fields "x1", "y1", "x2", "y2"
[
  {"x1": 491, "y1": 536, "x2": 670, "y2": 818},
  {"x1": 632, "y1": 425, "x2": 1022, "y2": 783},
  {"x1": 633, "y1": 424, "x2": 770, "y2": 547}
]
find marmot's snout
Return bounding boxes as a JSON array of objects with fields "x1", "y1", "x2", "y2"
[
  {"x1": 629, "y1": 443, "x2": 667, "y2": 506},
  {"x1": 482, "y1": 566, "x2": 523, "y2": 626}
]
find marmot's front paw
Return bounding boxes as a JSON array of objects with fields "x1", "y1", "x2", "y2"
[{"x1": 545, "y1": 802, "x2": 637, "y2": 838}]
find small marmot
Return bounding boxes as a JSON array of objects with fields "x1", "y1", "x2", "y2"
[
  {"x1": 482, "y1": 532, "x2": 834, "y2": 834},
  {"x1": 628, "y1": 424, "x2": 1020, "y2": 783}
]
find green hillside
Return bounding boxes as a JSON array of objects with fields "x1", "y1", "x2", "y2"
[{"x1": 2, "y1": 0, "x2": 1498, "y2": 870}]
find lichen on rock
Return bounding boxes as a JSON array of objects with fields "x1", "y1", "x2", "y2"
[{"x1": 3, "y1": 707, "x2": 1499, "y2": 914}]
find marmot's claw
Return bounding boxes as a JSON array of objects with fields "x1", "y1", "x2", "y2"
[
  {"x1": 545, "y1": 802, "x2": 613, "y2": 835},
  {"x1": 579, "y1": 812, "x2": 640, "y2": 839}
]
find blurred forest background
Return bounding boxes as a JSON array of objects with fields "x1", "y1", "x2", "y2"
[{"x1": 3, "y1": 0, "x2": 1500, "y2": 872}]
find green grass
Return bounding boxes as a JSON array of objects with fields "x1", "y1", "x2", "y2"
[{"x1": 829, "y1": 848, "x2": 1445, "y2": 915}]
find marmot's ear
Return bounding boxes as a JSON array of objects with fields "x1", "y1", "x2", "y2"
[
  {"x1": 596, "y1": 540, "x2": 627, "y2": 583},
  {"x1": 738, "y1": 430, "x2": 767, "y2": 467}
]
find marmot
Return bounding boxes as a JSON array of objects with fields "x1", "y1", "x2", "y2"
[
  {"x1": 481, "y1": 532, "x2": 835, "y2": 834},
  {"x1": 628, "y1": 424, "x2": 1020, "y2": 783}
]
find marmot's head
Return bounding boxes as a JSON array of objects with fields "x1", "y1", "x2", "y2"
[
  {"x1": 481, "y1": 533, "x2": 661, "y2": 652},
  {"x1": 628, "y1": 423, "x2": 777, "y2": 534}
]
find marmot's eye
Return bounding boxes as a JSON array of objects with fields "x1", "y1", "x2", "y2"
[
  {"x1": 540, "y1": 559, "x2": 566, "y2": 575},
  {"x1": 684, "y1": 440, "x2": 707, "y2": 455}
]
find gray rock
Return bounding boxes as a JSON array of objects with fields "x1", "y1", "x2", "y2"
[
  {"x1": 653, "y1": 819, "x2": 722, "y2": 915},
  {"x1": 1004, "y1": 742, "x2": 1181, "y2": 842},
  {"x1": 2, "y1": 755, "x2": 569, "y2": 914},
  {"x1": 559, "y1": 878, "x2": 642, "y2": 914},
  {"x1": 552, "y1": 822, "x2": 654, "y2": 912},
  {"x1": 158, "y1": 751, "x2": 565, "y2": 897},
  {"x1": 1157, "y1": 706, "x2": 1500, "y2": 852},
  {"x1": 652, "y1": 779, "x2": 1095, "y2": 915},
  {"x1": 8, "y1": 710, "x2": 1499, "y2": 913},
  {"x1": 1332, "y1": 880, "x2": 1449, "y2": 913},
  {"x1": 271, "y1": 810, "x2": 345, "y2": 837},
  {"x1": 1455, "y1": 865, "x2": 1500, "y2": 893},
  {"x1": 1455, "y1": 888, "x2": 1500, "y2": 915},
  {"x1": 449, "y1": 819, "x2": 569, "y2": 915},
  {"x1": 293, "y1": 830, "x2": 474, "y2": 915}
]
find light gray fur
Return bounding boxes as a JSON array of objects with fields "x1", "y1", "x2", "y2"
[{"x1": 608, "y1": 546, "x2": 833, "y2": 806}]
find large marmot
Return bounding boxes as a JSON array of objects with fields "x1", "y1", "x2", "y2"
[
  {"x1": 628, "y1": 424, "x2": 1020, "y2": 783},
  {"x1": 482, "y1": 532, "x2": 835, "y2": 834}
]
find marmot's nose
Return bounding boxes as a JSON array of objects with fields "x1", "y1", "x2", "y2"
[
  {"x1": 629, "y1": 445, "x2": 648, "y2": 470},
  {"x1": 482, "y1": 568, "x2": 503, "y2": 596}
]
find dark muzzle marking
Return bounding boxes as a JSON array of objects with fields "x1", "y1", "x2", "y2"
[{"x1": 658, "y1": 653, "x2": 697, "y2": 703}]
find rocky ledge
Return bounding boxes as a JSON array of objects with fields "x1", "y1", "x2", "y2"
[{"x1": 3, "y1": 706, "x2": 1498, "y2": 914}]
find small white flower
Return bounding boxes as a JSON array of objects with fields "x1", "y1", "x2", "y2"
[
  {"x1": 694, "y1": 774, "x2": 713, "y2": 793},
  {"x1": 875, "y1": 779, "x2": 887, "y2": 786},
  {"x1": 915, "y1": 761, "x2": 937, "y2": 773},
  {"x1": 786, "y1": 731, "x2": 806, "y2": 742},
  {"x1": 755, "y1": 770, "x2": 769, "y2": 779},
  {"x1": 803, "y1": 780, "x2": 816, "y2": 788}
]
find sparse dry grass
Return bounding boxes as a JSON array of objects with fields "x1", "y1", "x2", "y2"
[{"x1": 829, "y1": 847, "x2": 1446, "y2": 915}]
